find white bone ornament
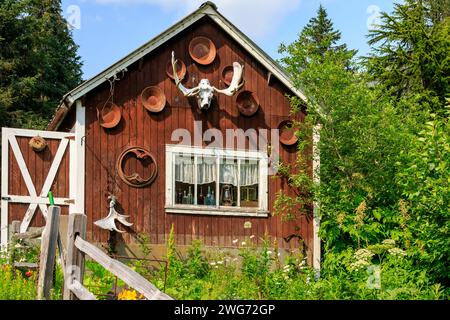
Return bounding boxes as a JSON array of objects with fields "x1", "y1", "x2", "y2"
[
  {"x1": 94, "y1": 195, "x2": 133, "y2": 233},
  {"x1": 171, "y1": 51, "x2": 244, "y2": 110}
]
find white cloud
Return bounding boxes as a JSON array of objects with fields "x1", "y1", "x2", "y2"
[{"x1": 90, "y1": 0, "x2": 301, "y2": 39}]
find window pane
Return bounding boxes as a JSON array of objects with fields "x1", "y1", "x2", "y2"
[
  {"x1": 240, "y1": 159, "x2": 259, "y2": 207},
  {"x1": 174, "y1": 154, "x2": 194, "y2": 205},
  {"x1": 220, "y1": 158, "x2": 238, "y2": 207},
  {"x1": 197, "y1": 156, "x2": 216, "y2": 206}
]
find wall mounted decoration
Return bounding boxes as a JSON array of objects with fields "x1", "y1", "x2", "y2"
[
  {"x1": 278, "y1": 119, "x2": 298, "y2": 146},
  {"x1": 171, "y1": 51, "x2": 244, "y2": 110},
  {"x1": 97, "y1": 102, "x2": 121, "y2": 129},
  {"x1": 29, "y1": 136, "x2": 47, "y2": 152},
  {"x1": 141, "y1": 86, "x2": 166, "y2": 113},
  {"x1": 94, "y1": 195, "x2": 133, "y2": 233},
  {"x1": 189, "y1": 36, "x2": 217, "y2": 65},
  {"x1": 166, "y1": 58, "x2": 186, "y2": 80},
  {"x1": 221, "y1": 65, "x2": 234, "y2": 86},
  {"x1": 236, "y1": 90, "x2": 259, "y2": 117},
  {"x1": 116, "y1": 146, "x2": 158, "y2": 188}
]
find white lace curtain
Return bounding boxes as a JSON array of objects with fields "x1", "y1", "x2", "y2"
[{"x1": 175, "y1": 156, "x2": 258, "y2": 186}]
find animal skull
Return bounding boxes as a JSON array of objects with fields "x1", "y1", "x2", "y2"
[{"x1": 171, "y1": 51, "x2": 244, "y2": 110}]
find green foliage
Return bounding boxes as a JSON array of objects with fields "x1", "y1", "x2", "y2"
[
  {"x1": 0, "y1": 265, "x2": 36, "y2": 300},
  {"x1": 365, "y1": 0, "x2": 450, "y2": 114},
  {"x1": 0, "y1": 0, "x2": 82, "y2": 128}
]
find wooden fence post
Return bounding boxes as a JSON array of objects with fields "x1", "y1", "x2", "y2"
[
  {"x1": 63, "y1": 213, "x2": 87, "y2": 300},
  {"x1": 37, "y1": 206, "x2": 61, "y2": 300}
]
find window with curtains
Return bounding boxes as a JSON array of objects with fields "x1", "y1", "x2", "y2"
[{"x1": 165, "y1": 145, "x2": 269, "y2": 217}]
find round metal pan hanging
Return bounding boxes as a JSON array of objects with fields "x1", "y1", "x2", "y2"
[
  {"x1": 116, "y1": 146, "x2": 158, "y2": 188},
  {"x1": 166, "y1": 58, "x2": 186, "y2": 80},
  {"x1": 278, "y1": 119, "x2": 298, "y2": 146},
  {"x1": 221, "y1": 65, "x2": 234, "y2": 86},
  {"x1": 189, "y1": 36, "x2": 216, "y2": 65},
  {"x1": 141, "y1": 86, "x2": 166, "y2": 113},
  {"x1": 29, "y1": 136, "x2": 47, "y2": 152},
  {"x1": 236, "y1": 90, "x2": 260, "y2": 117},
  {"x1": 97, "y1": 102, "x2": 121, "y2": 129}
]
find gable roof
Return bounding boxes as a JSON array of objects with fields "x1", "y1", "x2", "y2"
[{"x1": 48, "y1": 1, "x2": 307, "y2": 130}]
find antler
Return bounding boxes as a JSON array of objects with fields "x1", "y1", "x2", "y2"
[
  {"x1": 94, "y1": 195, "x2": 133, "y2": 233},
  {"x1": 171, "y1": 51, "x2": 199, "y2": 97},
  {"x1": 213, "y1": 62, "x2": 244, "y2": 96}
]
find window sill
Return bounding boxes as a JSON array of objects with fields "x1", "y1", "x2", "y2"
[{"x1": 165, "y1": 205, "x2": 269, "y2": 218}]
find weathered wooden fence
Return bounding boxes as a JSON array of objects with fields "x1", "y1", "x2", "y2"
[
  {"x1": 11, "y1": 206, "x2": 172, "y2": 300},
  {"x1": 63, "y1": 213, "x2": 173, "y2": 300}
]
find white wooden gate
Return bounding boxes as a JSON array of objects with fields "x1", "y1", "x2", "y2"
[{"x1": 1, "y1": 111, "x2": 85, "y2": 248}]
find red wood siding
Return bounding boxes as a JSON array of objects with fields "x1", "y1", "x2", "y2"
[{"x1": 82, "y1": 17, "x2": 313, "y2": 253}]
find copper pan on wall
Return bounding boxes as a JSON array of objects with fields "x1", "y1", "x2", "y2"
[
  {"x1": 221, "y1": 65, "x2": 234, "y2": 86},
  {"x1": 278, "y1": 119, "x2": 298, "y2": 146},
  {"x1": 189, "y1": 36, "x2": 217, "y2": 65},
  {"x1": 166, "y1": 58, "x2": 187, "y2": 80},
  {"x1": 236, "y1": 90, "x2": 259, "y2": 117},
  {"x1": 141, "y1": 86, "x2": 166, "y2": 113},
  {"x1": 97, "y1": 102, "x2": 121, "y2": 129}
]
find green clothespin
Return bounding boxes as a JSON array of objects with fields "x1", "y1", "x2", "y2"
[{"x1": 48, "y1": 191, "x2": 55, "y2": 206}]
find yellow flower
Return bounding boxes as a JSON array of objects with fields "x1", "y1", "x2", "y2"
[{"x1": 118, "y1": 289, "x2": 144, "y2": 300}]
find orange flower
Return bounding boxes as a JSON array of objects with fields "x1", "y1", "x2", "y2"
[{"x1": 25, "y1": 270, "x2": 33, "y2": 278}]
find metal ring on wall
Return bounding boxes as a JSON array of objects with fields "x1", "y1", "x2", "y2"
[{"x1": 116, "y1": 146, "x2": 158, "y2": 188}]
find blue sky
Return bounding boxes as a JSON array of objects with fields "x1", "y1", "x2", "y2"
[{"x1": 61, "y1": 0, "x2": 398, "y2": 80}]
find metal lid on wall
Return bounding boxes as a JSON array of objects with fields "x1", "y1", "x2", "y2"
[
  {"x1": 166, "y1": 58, "x2": 187, "y2": 80},
  {"x1": 141, "y1": 86, "x2": 166, "y2": 113},
  {"x1": 278, "y1": 119, "x2": 298, "y2": 146},
  {"x1": 97, "y1": 102, "x2": 121, "y2": 129},
  {"x1": 236, "y1": 90, "x2": 259, "y2": 117},
  {"x1": 189, "y1": 36, "x2": 217, "y2": 65}
]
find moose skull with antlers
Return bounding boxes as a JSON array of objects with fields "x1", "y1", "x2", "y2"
[{"x1": 171, "y1": 51, "x2": 244, "y2": 110}]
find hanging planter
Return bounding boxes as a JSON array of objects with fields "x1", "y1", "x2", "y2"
[
  {"x1": 166, "y1": 58, "x2": 186, "y2": 80},
  {"x1": 29, "y1": 136, "x2": 47, "y2": 152},
  {"x1": 97, "y1": 102, "x2": 121, "y2": 129},
  {"x1": 236, "y1": 90, "x2": 259, "y2": 117},
  {"x1": 141, "y1": 86, "x2": 166, "y2": 113},
  {"x1": 278, "y1": 119, "x2": 298, "y2": 146},
  {"x1": 189, "y1": 36, "x2": 216, "y2": 65}
]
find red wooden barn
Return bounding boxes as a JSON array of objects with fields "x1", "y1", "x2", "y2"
[{"x1": 1, "y1": 2, "x2": 319, "y2": 268}]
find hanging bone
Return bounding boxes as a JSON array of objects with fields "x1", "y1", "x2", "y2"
[
  {"x1": 94, "y1": 195, "x2": 133, "y2": 233},
  {"x1": 171, "y1": 51, "x2": 244, "y2": 110}
]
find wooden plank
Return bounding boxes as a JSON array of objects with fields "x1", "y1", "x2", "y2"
[
  {"x1": 74, "y1": 236, "x2": 173, "y2": 300},
  {"x1": 63, "y1": 213, "x2": 87, "y2": 300},
  {"x1": 1, "y1": 130, "x2": 10, "y2": 246},
  {"x1": 37, "y1": 206, "x2": 61, "y2": 300},
  {"x1": 12, "y1": 227, "x2": 44, "y2": 240},
  {"x1": 68, "y1": 280, "x2": 96, "y2": 300}
]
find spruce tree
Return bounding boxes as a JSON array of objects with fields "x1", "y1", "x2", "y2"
[
  {"x1": 0, "y1": 0, "x2": 82, "y2": 128},
  {"x1": 365, "y1": 0, "x2": 450, "y2": 114},
  {"x1": 278, "y1": 4, "x2": 356, "y2": 84}
]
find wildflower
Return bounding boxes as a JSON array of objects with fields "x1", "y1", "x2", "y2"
[
  {"x1": 210, "y1": 262, "x2": 216, "y2": 266},
  {"x1": 354, "y1": 249, "x2": 374, "y2": 261},
  {"x1": 382, "y1": 239, "x2": 396, "y2": 246},
  {"x1": 388, "y1": 248, "x2": 407, "y2": 257},
  {"x1": 249, "y1": 235, "x2": 255, "y2": 239},
  {"x1": 25, "y1": 270, "x2": 33, "y2": 278},
  {"x1": 354, "y1": 200, "x2": 367, "y2": 226},
  {"x1": 241, "y1": 241, "x2": 247, "y2": 246},
  {"x1": 232, "y1": 239, "x2": 238, "y2": 244},
  {"x1": 267, "y1": 250, "x2": 273, "y2": 255},
  {"x1": 244, "y1": 221, "x2": 252, "y2": 229},
  {"x1": 217, "y1": 261, "x2": 223, "y2": 265},
  {"x1": 118, "y1": 289, "x2": 144, "y2": 300}
]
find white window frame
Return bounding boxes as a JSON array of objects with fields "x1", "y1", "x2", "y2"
[{"x1": 165, "y1": 144, "x2": 269, "y2": 217}]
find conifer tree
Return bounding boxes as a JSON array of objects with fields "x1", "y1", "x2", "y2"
[{"x1": 0, "y1": 0, "x2": 82, "y2": 128}]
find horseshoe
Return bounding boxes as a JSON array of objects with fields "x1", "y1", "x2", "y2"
[{"x1": 116, "y1": 146, "x2": 158, "y2": 188}]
